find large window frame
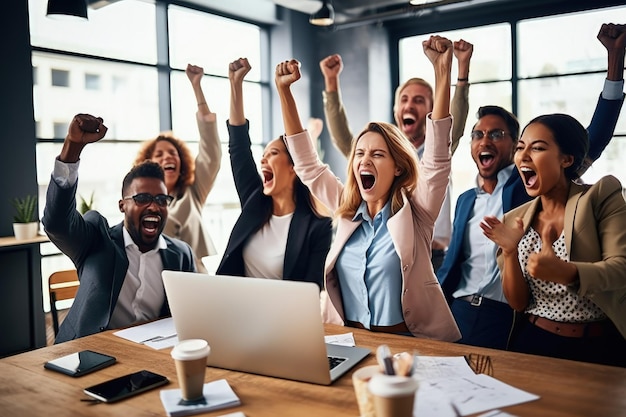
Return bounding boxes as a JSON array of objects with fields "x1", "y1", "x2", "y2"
[{"x1": 29, "y1": 0, "x2": 271, "y2": 308}]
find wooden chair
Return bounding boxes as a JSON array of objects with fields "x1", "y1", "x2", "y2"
[{"x1": 48, "y1": 269, "x2": 80, "y2": 337}]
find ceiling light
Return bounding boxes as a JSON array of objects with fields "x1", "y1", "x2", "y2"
[
  {"x1": 309, "y1": 0, "x2": 334, "y2": 26},
  {"x1": 46, "y1": 0, "x2": 88, "y2": 20}
]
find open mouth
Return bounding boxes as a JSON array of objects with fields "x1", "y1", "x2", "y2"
[
  {"x1": 402, "y1": 114, "x2": 416, "y2": 127},
  {"x1": 141, "y1": 215, "x2": 161, "y2": 234},
  {"x1": 520, "y1": 167, "x2": 537, "y2": 187},
  {"x1": 360, "y1": 172, "x2": 375, "y2": 190},
  {"x1": 262, "y1": 169, "x2": 274, "y2": 185},
  {"x1": 163, "y1": 163, "x2": 176, "y2": 172},
  {"x1": 478, "y1": 151, "x2": 495, "y2": 168}
]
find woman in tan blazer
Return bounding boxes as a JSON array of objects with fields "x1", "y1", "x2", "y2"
[
  {"x1": 134, "y1": 64, "x2": 221, "y2": 273},
  {"x1": 481, "y1": 113, "x2": 626, "y2": 367},
  {"x1": 275, "y1": 35, "x2": 460, "y2": 342}
]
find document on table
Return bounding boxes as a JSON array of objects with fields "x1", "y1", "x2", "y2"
[
  {"x1": 412, "y1": 356, "x2": 539, "y2": 417},
  {"x1": 113, "y1": 317, "x2": 179, "y2": 349}
]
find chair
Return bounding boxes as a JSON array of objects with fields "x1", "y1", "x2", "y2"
[{"x1": 48, "y1": 269, "x2": 80, "y2": 337}]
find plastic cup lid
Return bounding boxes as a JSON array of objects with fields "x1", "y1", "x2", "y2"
[{"x1": 170, "y1": 339, "x2": 210, "y2": 360}]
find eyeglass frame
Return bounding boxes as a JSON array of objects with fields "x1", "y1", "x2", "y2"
[
  {"x1": 470, "y1": 129, "x2": 511, "y2": 142},
  {"x1": 122, "y1": 193, "x2": 174, "y2": 207}
]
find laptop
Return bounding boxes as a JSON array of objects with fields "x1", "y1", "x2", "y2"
[{"x1": 162, "y1": 271, "x2": 370, "y2": 385}]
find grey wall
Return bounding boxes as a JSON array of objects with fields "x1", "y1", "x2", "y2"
[{"x1": 1, "y1": 2, "x2": 39, "y2": 236}]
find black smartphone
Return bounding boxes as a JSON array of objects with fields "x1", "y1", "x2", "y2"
[
  {"x1": 83, "y1": 370, "x2": 169, "y2": 403},
  {"x1": 44, "y1": 350, "x2": 116, "y2": 377}
]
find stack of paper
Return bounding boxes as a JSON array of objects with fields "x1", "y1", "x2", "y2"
[{"x1": 160, "y1": 379, "x2": 241, "y2": 417}]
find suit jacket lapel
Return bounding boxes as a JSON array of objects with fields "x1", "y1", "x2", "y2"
[{"x1": 564, "y1": 182, "x2": 585, "y2": 253}]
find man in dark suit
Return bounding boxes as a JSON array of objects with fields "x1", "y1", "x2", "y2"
[
  {"x1": 437, "y1": 23, "x2": 626, "y2": 349},
  {"x1": 43, "y1": 114, "x2": 196, "y2": 343}
]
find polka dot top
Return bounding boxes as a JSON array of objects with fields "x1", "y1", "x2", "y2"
[{"x1": 518, "y1": 227, "x2": 606, "y2": 322}]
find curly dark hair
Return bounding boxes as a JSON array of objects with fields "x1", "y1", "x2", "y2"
[
  {"x1": 121, "y1": 160, "x2": 164, "y2": 196},
  {"x1": 134, "y1": 132, "x2": 195, "y2": 198}
]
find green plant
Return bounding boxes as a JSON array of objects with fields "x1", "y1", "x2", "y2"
[
  {"x1": 11, "y1": 195, "x2": 38, "y2": 223},
  {"x1": 79, "y1": 191, "x2": 95, "y2": 214}
]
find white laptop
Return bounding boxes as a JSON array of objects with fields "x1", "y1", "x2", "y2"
[{"x1": 162, "y1": 271, "x2": 370, "y2": 385}]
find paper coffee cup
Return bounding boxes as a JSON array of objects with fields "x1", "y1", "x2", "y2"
[
  {"x1": 352, "y1": 365, "x2": 380, "y2": 417},
  {"x1": 368, "y1": 374, "x2": 419, "y2": 417},
  {"x1": 170, "y1": 339, "x2": 210, "y2": 401}
]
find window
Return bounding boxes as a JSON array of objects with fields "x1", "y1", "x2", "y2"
[
  {"x1": 29, "y1": 0, "x2": 267, "y2": 307},
  {"x1": 50, "y1": 69, "x2": 69, "y2": 87},
  {"x1": 84, "y1": 73, "x2": 101, "y2": 90},
  {"x1": 398, "y1": 5, "x2": 626, "y2": 211}
]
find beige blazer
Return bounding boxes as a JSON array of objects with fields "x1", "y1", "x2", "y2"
[
  {"x1": 498, "y1": 176, "x2": 626, "y2": 338},
  {"x1": 286, "y1": 116, "x2": 461, "y2": 342},
  {"x1": 164, "y1": 112, "x2": 221, "y2": 272}
]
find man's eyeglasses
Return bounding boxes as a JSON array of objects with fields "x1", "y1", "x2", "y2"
[
  {"x1": 470, "y1": 129, "x2": 510, "y2": 142},
  {"x1": 123, "y1": 193, "x2": 173, "y2": 207}
]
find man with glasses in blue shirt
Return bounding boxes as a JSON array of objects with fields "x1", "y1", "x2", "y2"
[
  {"x1": 43, "y1": 114, "x2": 196, "y2": 343},
  {"x1": 438, "y1": 23, "x2": 626, "y2": 349}
]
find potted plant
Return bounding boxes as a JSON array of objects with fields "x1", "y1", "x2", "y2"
[
  {"x1": 79, "y1": 191, "x2": 95, "y2": 215},
  {"x1": 11, "y1": 194, "x2": 39, "y2": 240}
]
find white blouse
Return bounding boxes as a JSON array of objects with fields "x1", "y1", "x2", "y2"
[{"x1": 518, "y1": 227, "x2": 606, "y2": 322}]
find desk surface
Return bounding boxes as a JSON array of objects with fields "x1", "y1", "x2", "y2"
[
  {"x1": 2, "y1": 324, "x2": 625, "y2": 417},
  {"x1": 0, "y1": 234, "x2": 48, "y2": 248}
]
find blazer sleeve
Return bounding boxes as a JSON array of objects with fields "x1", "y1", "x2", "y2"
[
  {"x1": 450, "y1": 83, "x2": 469, "y2": 155},
  {"x1": 190, "y1": 112, "x2": 222, "y2": 205},
  {"x1": 227, "y1": 120, "x2": 263, "y2": 206},
  {"x1": 578, "y1": 93, "x2": 625, "y2": 176},
  {"x1": 302, "y1": 217, "x2": 333, "y2": 290},
  {"x1": 322, "y1": 90, "x2": 353, "y2": 158},
  {"x1": 285, "y1": 131, "x2": 345, "y2": 212}
]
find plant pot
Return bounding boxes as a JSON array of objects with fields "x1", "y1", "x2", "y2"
[{"x1": 13, "y1": 222, "x2": 39, "y2": 240}]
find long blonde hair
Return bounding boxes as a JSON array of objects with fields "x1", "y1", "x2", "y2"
[{"x1": 336, "y1": 122, "x2": 419, "y2": 219}]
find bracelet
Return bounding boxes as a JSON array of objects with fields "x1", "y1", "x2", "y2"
[
  {"x1": 197, "y1": 102, "x2": 206, "y2": 106},
  {"x1": 457, "y1": 77, "x2": 468, "y2": 82}
]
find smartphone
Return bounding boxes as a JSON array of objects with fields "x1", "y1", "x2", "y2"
[
  {"x1": 83, "y1": 370, "x2": 169, "y2": 403},
  {"x1": 44, "y1": 350, "x2": 116, "y2": 377}
]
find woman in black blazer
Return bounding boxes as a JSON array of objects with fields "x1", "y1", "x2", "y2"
[{"x1": 216, "y1": 58, "x2": 332, "y2": 289}]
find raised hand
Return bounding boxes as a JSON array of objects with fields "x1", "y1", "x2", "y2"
[
  {"x1": 598, "y1": 23, "x2": 626, "y2": 52},
  {"x1": 423, "y1": 35, "x2": 453, "y2": 68},
  {"x1": 229, "y1": 58, "x2": 251, "y2": 85},
  {"x1": 275, "y1": 59, "x2": 301, "y2": 90},
  {"x1": 185, "y1": 64, "x2": 204, "y2": 87},
  {"x1": 319, "y1": 54, "x2": 343, "y2": 80},
  {"x1": 453, "y1": 39, "x2": 473, "y2": 82},
  {"x1": 67, "y1": 114, "x2": 107, "y2": 145},
  {"x1": 480, "y1": 215, "x2": 525, "y2": 256}
]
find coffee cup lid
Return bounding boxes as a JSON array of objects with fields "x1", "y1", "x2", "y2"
[
  {"x1": 171, "y1": 339, "x2": 210, "y2": 360},
  {"x1": 368, "y1": 374, "x2": 419, "y2": 397}
]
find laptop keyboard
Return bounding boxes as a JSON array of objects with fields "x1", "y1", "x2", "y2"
[{"x1": 328, "y1": 355, "x2": 347, "y2": 370}]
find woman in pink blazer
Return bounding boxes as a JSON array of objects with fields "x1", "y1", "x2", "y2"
[{"x1": 274, "y1": 35, "x2": 460, "y2": 342}]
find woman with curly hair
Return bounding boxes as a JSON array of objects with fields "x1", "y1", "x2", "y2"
[{"x1": 135, "y1": 64, "x2": 221, "y2": 273}]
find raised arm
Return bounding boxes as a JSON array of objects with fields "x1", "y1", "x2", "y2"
[
  {"x1": 450, "y1": 39, "x2": 473, "y2": 155},
  {"x1": 228, "y1": 58, "x2": 251, "y2": 126},
  {"x1": 320, "y1": 54, "x2": 353, "y2": 157},
  {"x1": 579, "y1": 23, "x2": 626, "y2": 176},
  {"x1": 59, "y1": 114, "x2": 108, "y2": 163},
  {"x1": 186, "y1": 64, "x2": 216, "y2": 122},
  {"x1": 275, "y1": 59, "x2": 305, "y2": 136},
  {"x1": 423, "y1": 35, "x2": 453, "y2": 121}
]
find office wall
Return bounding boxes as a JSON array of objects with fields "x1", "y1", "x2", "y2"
[{"x1": 1, "y1": 2, "x2": 39, "y2": 236}]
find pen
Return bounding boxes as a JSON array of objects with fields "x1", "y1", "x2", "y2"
[{"x1": 376, "y1": 344, "x2": 395, "y2": 375}]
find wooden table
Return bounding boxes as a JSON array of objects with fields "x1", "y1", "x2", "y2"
[{"x1": 1, "y1": 324, "x2": 625, "y2": 417}]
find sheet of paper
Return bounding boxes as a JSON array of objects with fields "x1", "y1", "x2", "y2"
[
  {"x1": 113, "y1": 317, "x2": 179, "y2": 349},
  {"x1": 413, "y1": 356, "x2": 476, "y2": 380},
  {"x1": 415, "y1": 372, "x2": 539, "y2": 416},
  {"x1": 324, "y1": 332, "x2": 356, "y2": 347}
]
